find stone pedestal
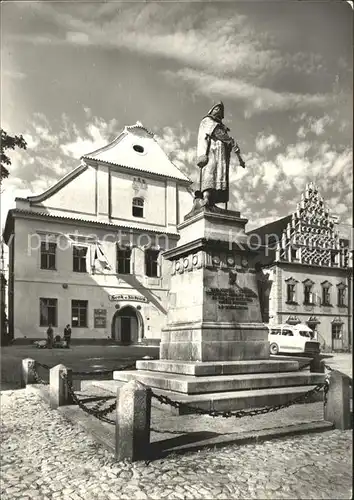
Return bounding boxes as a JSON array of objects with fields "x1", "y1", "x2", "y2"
[
  {"x1": 160, "y1": 206, "x2": 269, "y2": 361},
  {"x1": 111, "y1": 206, "x2": 325, "y2": 413}
]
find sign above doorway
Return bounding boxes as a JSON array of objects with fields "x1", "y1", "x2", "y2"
[{"x1": 109, "y1": 294, "x2": 148, "y2": 303}]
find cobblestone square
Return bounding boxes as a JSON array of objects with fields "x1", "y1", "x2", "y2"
[{"x1": 1, "y1": 388, "x2": 352, "y2": 500}]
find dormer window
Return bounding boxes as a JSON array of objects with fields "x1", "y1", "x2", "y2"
[{"x1": 132, "y1": 197, "x2": 144, "y2": 218}]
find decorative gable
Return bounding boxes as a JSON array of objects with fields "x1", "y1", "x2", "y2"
[
  {"x1": 276, "y1": 182, "x2": 350, "y2": 268},
  {"x1": 82, "y1": 122, "x2": 191, "y2": 183}
]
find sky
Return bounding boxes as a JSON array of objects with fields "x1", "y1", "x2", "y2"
[{"x1": 1, "y1": 0, "x2": 353, "y2": 235}]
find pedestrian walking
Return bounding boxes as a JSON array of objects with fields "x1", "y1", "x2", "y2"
[
  {"x1": 46, "y1": 324, "x2": 54, "y2": 349},
  {"x1": 63, "y1": 324, "x2": 72, "y2": 348}
]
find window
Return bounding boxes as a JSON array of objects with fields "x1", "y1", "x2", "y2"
[
  {"x1": 321, "y1": 283, "x2": 331, "y2": 306},
  {"x1": 287, "y1": 284, "x2": 296, "y2": 303},
  {"x1": 330, "y1": 252, "x2": 338, "y2": 266},
  {"x1": 331, "y1": 323, "x2": 342, "y2": 340},
  {"x1": 285, "y1": 277, "x2": 298, "y2": 304},
  {"x1": 290, "y1": 248, "x2": 298, "y2": 261},
  {"x1": 304, "y1": 285, "x2": 312, "y2": 304},
  {"x1": 145, "y1": 249, "x2": 159, "y2": 277},
  {"x1": 338, "y1": 286, "x2": 346, "y2": 307},
  {"x1": 282, "y1": 329, "x2": 294, "y2": 336},
  {"x1": 132, "y1": 197, "x2": 144, "y2": 218},
  {"x1": 40, "y1": 298, "x2": 57, "y2": 327},
  {"x1": 40, "y1": 242, "x2": 56, "y2": 270},
  {"x1": 303, "y1": 279, "x2": 315, "y2": 305},
  {"x1": 133, "y1": 144, "x2": 145, "y2": 154},
  {"x1": 299, "y1": 331, "x2": 312, "y2": 338},
  {"x1": 73, "y1": 246, "x2": 87, "y2": 273},
  {"x1": 117, "y1": 246, "x2": 131, "y2": 274},
  {"x1": 71, "y1": 300, "x2": 88, "y2": 327},
  {"x1": 270, "y1": 329, "x2": 280, "y2": 335}
]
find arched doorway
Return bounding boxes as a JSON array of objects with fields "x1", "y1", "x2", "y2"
[{"x1": 111, "y1": 306, "x2": 143, "y2": 344}]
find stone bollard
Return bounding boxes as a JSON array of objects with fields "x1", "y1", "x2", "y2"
[
  {"x1": 49, "y1": 364, "x2": 73, "y2": 409},
  {"x1": 21, "y1": 358, "x2": 37, "y2": 387},
  {"x1": 324, "y1": 369, "x2": 351, "y2": 430},
  {"x1": 310, "y1": 355, "x2": 325, "y2": 373},
  {"x1": 115, "y1": 380, "x2": 152, "y2": 462}
]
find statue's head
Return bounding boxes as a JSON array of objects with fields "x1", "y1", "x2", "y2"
[{"x1": 208, "y1": 101, "x2": 224, "y2": 120}]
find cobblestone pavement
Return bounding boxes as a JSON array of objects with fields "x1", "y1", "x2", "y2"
[{"x1": 1, "y1": 388, "x2": 352, "y2": 500}]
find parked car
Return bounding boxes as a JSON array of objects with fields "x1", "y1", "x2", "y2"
[{"x1": 267, "y1": 323, "x2": 320, "y2": 355}]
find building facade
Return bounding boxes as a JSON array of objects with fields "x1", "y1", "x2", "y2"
[
  {"x1": 253, "y1": 182, "x2": 352, "y2": 352},
  {"x1": 3, "y1": 122, "x2": 193, "y2": 343}
]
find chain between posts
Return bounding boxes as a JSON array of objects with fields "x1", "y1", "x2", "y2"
[
  {"x1": 31, "y1": 363, "x2": 50, "y2": 385},
  {"x1": 151, "y1": 381, "x2": 328, "y2": 418},
  {"x1": 62, "y1": 373, "x2": 116, "y2": 424},
  {"x1": 58, "y1": 362, "x2": 137, "y2": 425},
  {"x1": 70, "y1": 362, "x2": 136, "y2": 377}
]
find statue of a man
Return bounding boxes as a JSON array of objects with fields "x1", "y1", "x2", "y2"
[{"x1": 196, "y1": 102, "x2": 245, "y2": 207}]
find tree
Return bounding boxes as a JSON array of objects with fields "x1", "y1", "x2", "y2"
[{"x1": 1, "y1": 129, "x2": 27, "y2": 180}]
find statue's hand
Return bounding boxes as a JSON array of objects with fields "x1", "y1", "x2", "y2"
[{"x1": 197, "y1": 155, "x2": 208, "y2": 168}]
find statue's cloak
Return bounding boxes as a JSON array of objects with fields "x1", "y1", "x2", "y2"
[{"x1": 197, "y1": 116, "x2": 230, "y2": 204}]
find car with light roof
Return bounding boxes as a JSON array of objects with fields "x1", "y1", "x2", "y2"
[{"x1": 267, "y1": 323, "x2": 320, "y2": 355}]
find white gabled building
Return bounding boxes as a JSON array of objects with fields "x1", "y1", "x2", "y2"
[{"x1": 3, "y1": 122, "x2": 193, "y2": 344}]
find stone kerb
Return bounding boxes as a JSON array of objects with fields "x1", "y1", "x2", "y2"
[
  {"x1": 21, "y1": 358, "x2": 37, "y2": 387},
  {"x1": 49, "y1": 364, "x2": 74, "y2": 409},
  {"x1": 115, "y1": 379, "x2": 152, "y2": 462},
  {"x1": 324, "y1": 369, "x2": 351, "y2": 430}
]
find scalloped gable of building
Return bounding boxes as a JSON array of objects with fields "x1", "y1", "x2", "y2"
[
  {"x1": 83, "y1": 122, "x2": 191, "y2": 183},
  {"x1": 22, "y1": 164, "x2": 97, "y2": 216}
]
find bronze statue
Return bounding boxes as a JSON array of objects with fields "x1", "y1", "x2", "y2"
[{"x1": 195, "y1": 102, "x2": 245, "y2": 208}]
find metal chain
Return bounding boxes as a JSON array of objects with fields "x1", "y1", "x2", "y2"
[
  {"x1": 62, "y1": 374, "x2": 115, "y2": 424},
  {"x1": 30, "y1": 365, "x2": 49, "y2": 385},
  {"x1": 70, "y1": 369, "x2": 114, "y2": 377},
  {"x1": 91, "y1": 396, "x2": 116, "y2": 413},
  {"x1": 58, "y1": 363, "x2": 137, "y2": 424},
  {"x1": 323, "y1": 377, "x2": 330, "y2": 407},
  {"x1": 36, "y1": 362, "x2": 51, "y2": 370},
  {"x1": 151, "y1": 382, "x2": 326, "y2": 418},
  {"x1": 71, "y1": 362, "x2": 136, "y2": 377}
]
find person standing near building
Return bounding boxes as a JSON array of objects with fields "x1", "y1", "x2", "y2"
[
  {"x1": 63, "y1": 324, "x2": 72, "y2": 348},
  {"x1": 46, "y1": 324, "x2": 54, "y2": 349}
]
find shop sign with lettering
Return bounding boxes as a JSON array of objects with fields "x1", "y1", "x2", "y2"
[{"x1": 109, "y1": 294, "x2": 148, "y2": 303}]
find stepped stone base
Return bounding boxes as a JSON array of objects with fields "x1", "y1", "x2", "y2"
[
  {"x1": 135, "y1": 359, "x2": 300, "y2": 376},
  {"x1": 113, "y1": 368, "x2": 325, "y2": 395},
  {"x1": 94, "y1": 380, "x2": 324, "y2": 415},
  {"x1": 110, "y1": 356, "x2": 325, "y2": 414}
]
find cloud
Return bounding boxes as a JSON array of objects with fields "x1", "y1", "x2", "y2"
[
  {"x1": 60, "y1": 116, "x2": 120, "y2": 158},
  {"x1": 154, "y1": 125, "x2": 196, "y2": 183},
  {"x1": 328, "y1": 149, "x2": 352, "y2": 177},
  {"x1": 296, "y1": 114, "x2": 333, "y2": 138},
  {"x1": 2, "y1": 69, "x2": 26, "y2": 80},
  {"x1": 1, "y1": 111, "x2": 121, "y2": 231},
  {"x1": 66, "y1": 31, "x2": 90, "y2": 45},
  {"x1": 9, "y1": 2, "x2": 334, "y2": 88},
  {"x1": 163, "y1": 68, "x2": 331, "y2": 116},
  {"x1": 255, "y1": 134, "x2": 280, "y2": 153}
]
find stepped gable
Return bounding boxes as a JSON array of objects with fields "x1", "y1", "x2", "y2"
[
  {"x1": 82, "y1": 121, "x2": 191, "y2": 183},
  {"x1": 276, "y1": 182, "x2": 350, "y2": 268}
]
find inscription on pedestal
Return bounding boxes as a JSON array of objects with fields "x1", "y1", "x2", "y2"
[{"x1": 206, "y1": 287, "x2": 257, "y2": 310}]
